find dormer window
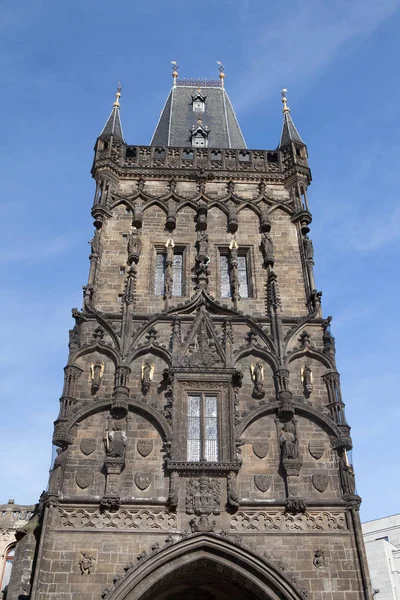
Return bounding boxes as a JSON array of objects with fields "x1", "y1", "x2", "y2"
[
  {"x1": 192, "y1": 92, "x2": 206, "y2": 113},
  {"x1": 190, "y1": 120, "x2": 209, "y2": 148}
]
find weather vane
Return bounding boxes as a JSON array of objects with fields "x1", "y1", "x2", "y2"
[
  {"x1": 113, "y1": 82, "x2": 122, "y2": 107},
  {"x1": 281, "y1": 88, "x2": 290, "y2": 112},
  {"x1": 171, "y1": 61, "x2": 179, "y2": 86}
]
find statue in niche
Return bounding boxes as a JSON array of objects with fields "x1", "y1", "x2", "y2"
[
  {"x1": 195, "y1": 231, "x2": 210, "y2": 274},
  {"x1": 90, "y1": 361, "x2": 104, "y2": 393},
  {"x1": 250, "y1": 362, "x2": 264, "y2": 396},
  {"x1": 313, "y1": 550, "x2": 325, "y2": 568},
  {"x1": 260, "y1": 232, "x2": 274, "y2": 267},
  {"x1": 141, "y1": 361, "x2": 154, "y2": 394},
  {"x1": 303, "y1": 234, "x2": 314, "y2": 261},
  {"x1": 89, "y1": 229, "x2": 100, "y2": 256},
  {"x1": 49, "y1": 447, "x2": 67, "y2": 493},
  {"x1": 339, "y1": 454, "x2": 356, "y2": 496},
  {"x1": 279, "y1": 423, "x2": 298, "y2": 460},
  {"x1": 105, "y1": 421, "x2": 127, "y2": 459},
  {"x1": 127, "y1": 227, "x2": 142, "y2": 264},
  {"x1": 301, "y1": 365, "x2": 313, "y2": 397},
  {"x1": 322, "y1": 316, "x2": 336, "y2": 356}
]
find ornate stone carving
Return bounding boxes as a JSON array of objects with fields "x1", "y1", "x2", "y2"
[
  {"x1": 190, "y1": 514, "x2": 216, "y2": 532},
  {"x1": 230, "y1": 510, "x2": 347, "y2": 532},
  {"x1": 254, "y1": 474, "x2": 272, "y2": 492},
  {"x1": 76, "y1": 468, "x2": 94, "y2": 489},
  {"x1": 186, "y1": 476, "x2": 221, "y2": 516},
  {"x1": 253, "y1": 440, "x2": 269, "y2": 459},
  {"x1": 79, "y1": 552, "x2": 95, "y2": 575},
  {"x1": 308, "y1": 441, "x2": 325, "y2": 460},
  {"x1": 58, "y1": 508, "x2": 177, "y2": 530},
  {"x1": 313, "y1": 549, "x2": 325, "y2": 568},
  {"x1": 80, "y1": 438, "x2": 96, "y2": 456},
  {"x1": 322, "y1": 316, "x2": 336, "y2": 359},
  {"x1": 134, "y1": 473, "x2": 151, "y2": 491},
  {"x1": 137, "y1": 439, "x2": 154, "y2": 457},
  {"x1": 279, "y1": 422, "x2": 298, "y2": 460},
  {"x1": 168, "y1": 470, "x2": 179, "y2": 509},
  {"x1": 339, "y1": 454, "x2": 356, "y2": 496},
  {"x1": 312, "y1": 474, "x2": 329, "y2": 493}
]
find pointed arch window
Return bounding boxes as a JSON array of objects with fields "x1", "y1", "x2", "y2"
[{"x1": 1, "y1": 545, "x2": 15, "y2": 595}]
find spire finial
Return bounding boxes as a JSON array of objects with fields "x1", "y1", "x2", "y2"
[
  {"x1": 217, "y1": 61, "x2": 225, "y2": 88},
  {"x1": 281, "y1": 88, "x2": 290, "y2": 113},
  {"x1": 171, "y1": 61, "x2": 179, "y2": 87},
  {"x1": 113, "y1": 83, "x2": 122, "y2": 107}
]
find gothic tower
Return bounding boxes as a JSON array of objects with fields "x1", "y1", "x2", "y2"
[{"x1": 8, "y1": 68, "x2": 372, "y2": 600}]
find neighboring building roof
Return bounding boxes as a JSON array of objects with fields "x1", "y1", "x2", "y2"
[
  {"x1": 151, "y1": 81, "x2": 246, "y2": 149},
  {"x1": 99, "y1": 87, "x2": 125, "y2": 142}
]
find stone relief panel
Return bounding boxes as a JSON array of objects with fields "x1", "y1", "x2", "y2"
[
  {"x1": 230, "y1": 510, "x2": 347, "y2": 532},
  {"x1": 237, "y1": 414, "x2": 281, "y2": 501},
  {"x1": 58, "y1": 508, "x2": 177, "y2": 530}
]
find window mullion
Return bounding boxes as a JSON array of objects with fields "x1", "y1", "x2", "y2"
[{"x1": 200, "y1": 393, "x2": 205, "y2": 461}]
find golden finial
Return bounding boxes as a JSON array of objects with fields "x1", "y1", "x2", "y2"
[
  {"x1": 281, "y1": 88, "x2": 290, "y2": 113},
  {"x1": 197, "y1": 117, "x2": 202, "y2": 125},
  {"x1": 113, "y1": 82, "x2": 122, "y2": 107},
  {"x1": 217, "y1": 61, "x2": 225, "y2": 88},
  {"x1": 171, "y1": 61, "x2": 179, "y2": 87}
]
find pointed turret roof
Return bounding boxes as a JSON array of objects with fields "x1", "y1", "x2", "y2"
[
  {"x1": 279, "y1": 89, "x2": 303, "y2": 148},
  {"x1": 99, "y1": 86, "x2": 125, "y2": 142},
  {"x1": 151, "y1": 64, "x2": 246, "y2": 149}
]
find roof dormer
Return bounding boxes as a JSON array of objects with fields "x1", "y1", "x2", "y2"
[
  {"x1": 191, "y1": 91, "x2": 206, "y2": 112},
  {"x1": 190, "y1": 119, "x2": 210, "y2": 147}
]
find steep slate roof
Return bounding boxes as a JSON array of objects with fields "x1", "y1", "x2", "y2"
[
  {"x1": 279, "y1": 108, "x2": 303, "y2": 147},
  {"x1": 151, "y1": 84, "x2": 246, "y2": 149},
  {"x1": 99, "y1": 103, "x2": 125, "y2": 142}
]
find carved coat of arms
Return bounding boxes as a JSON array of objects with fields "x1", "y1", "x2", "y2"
[
  {"x1": 137, "y1": 440, "x2": 153, "y2": 457},
  {"x1": 76, "y1": 468, "x2": 94, "y2": 489},
  {"x1": 254, "y1": 474, "x2": 272, "y2": 492},
  {"x1": 80, "y1": 438, "x2": 96, "y2": 456},
  {"x1": 308, "y1": 442, "x2": 325, "y2": 460},
  {"x1": 312, "y1": 474, "x2": 329, "y2": 493},
  {"x1": 253, "y1": 441, "x2": 269, "y2": 459},
  {"x1": 186, "y1": 477, "x2": 221, "y2": 516},
  {"x1": 134, "y1": 473, "x2": 151, "y2": 491}
]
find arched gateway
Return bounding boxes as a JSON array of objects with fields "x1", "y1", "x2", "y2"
[{"x1": 106, "y1": 534, "x2": 303, "y2": 600}]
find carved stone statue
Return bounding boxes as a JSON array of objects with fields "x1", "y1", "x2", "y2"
[
  {"x1": 301, "y1": 365, "x2": 313, "y2": 397},
  {"x1": 141, "y1": 361, "x2": 154, "y2": 394},
  {"x1": 49, "y1": 447, "x2": 67, "y2": 493},
  {"x1": 127, "y1": 227, "x2": 142, "y2": 264},
  {"x1": 69, "y1": 325, "x2": 80, "y2": 349},
  {"x1": 322, "y1": 317, "x2": 336, "y2": 356},
  {"x1": 339, "y1": 456, "x2": 356, "y2": 496},
  {"x1": 313, "y1": 549, "x2": 325, "y2": 568},
  {"x1": 280, "y1": 425, "x2": 298, "y2": 460},
  {"x1": 89, "y1": 230, "x2": 100, "y2": 256},
  {"x1": 79, "y1": 552, "x2": 95, "y2": 575},
  {"x1": 303, "y1": 235, "x2": 314, "y2": 261},
  {"x1": 261, "y1": 232, "x2": 274, "y2": 267},
  {"x1": 105, "y1": 422, "x2": 127, "y2": 459},
  {"x1": 250, "y1": 363, "x2": 264, "y2": 397}
]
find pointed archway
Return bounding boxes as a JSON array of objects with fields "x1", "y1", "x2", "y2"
[{"x1": 106, "y1": 534, "x2": 306, "y2": 600}]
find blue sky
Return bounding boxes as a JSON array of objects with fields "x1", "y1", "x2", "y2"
[{"x1": 0, "y1": 0, "x2": 399, "y2": 522}]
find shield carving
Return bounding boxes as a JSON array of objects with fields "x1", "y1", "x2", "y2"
[
  {"x1": 80, "y1": 438, "x2": 96, "y2": 456},
  {"x1": 308, "y1": 442, "x2": 325, "y2": 460},
  {"x1": 253, "y1": 441, "x2": 269, "y2": 459},
  {"x1": 254, "y1": 474, "x2": 272, "y2": 492},
  {"x1": 312, "y1": 474, "x2": 329, "y2": 493},
  {"x1": 134, "y1": 473, "x2": 151, "y2": 491},
  {"x1": 76, "y1": 468, "x2": 94, "y2": 489},
  {"x1": 137, "y1": 440, "x2": 153, "y2": 457}
]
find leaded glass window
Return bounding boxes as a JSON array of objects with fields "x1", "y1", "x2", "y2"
[
  {"x1": 154, "y1": 250, "x2": 184, "y2": 296},
  {"x1": 187, "y1": 394, "x2": 219, "y2": 462},
  {"x1": 220, "y1": 251, "x2": 250, "y2": 298},
  {"x1": 220, "y1": 255, "x2": 230, "y2": 298},
  {"x1": 1, "y1": 546, "x2": 15, "y2": 593},
  {"x1": 154, "y1": 253, "x2": 166, "y2": 295},
  {"x1": 238, "y1": 255, "x2": 249, "y2": 298}
]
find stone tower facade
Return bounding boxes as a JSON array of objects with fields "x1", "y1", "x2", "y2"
[{"x1": 8, "y1": 71, "x2": 372, "y2": 600}]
